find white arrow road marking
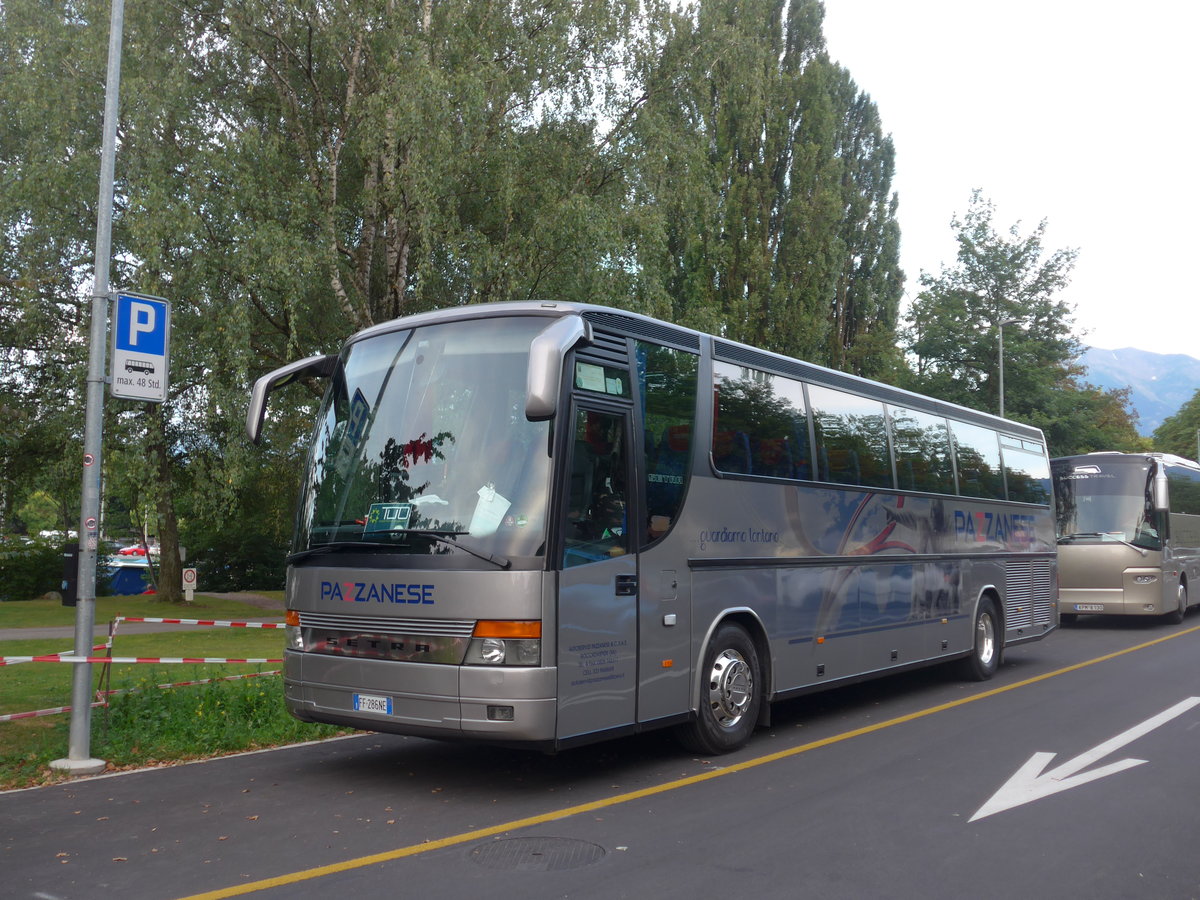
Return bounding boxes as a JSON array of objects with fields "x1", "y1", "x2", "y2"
[{"x1": 970, "y1": 696, "x2": 1200, "y2": 822}]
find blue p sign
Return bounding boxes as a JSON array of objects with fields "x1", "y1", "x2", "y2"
[
  {"x1": 111, "y1": 292, "x2": 171, "y2": 402},
  {"x1": 115, "y1": 295, "x2": 167, "y2": 354}
]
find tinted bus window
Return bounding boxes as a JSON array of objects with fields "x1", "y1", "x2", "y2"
[
  {"x1": 1165, "y1": 464, "x2": 1200, "y2": 515},
  {"x1": 711, "y1": 361, "x2": 811, "y2": 480},
  {"x1": 1002, "y1": 438, "x2": 1051, "y2": 504},
  {"x1": 950, "y1": 420, "x2": 1004, "y2": 499},
  {"x1": 638, "y1": 342, "x2": 699, "y2": 543},
  {"x1": 890, "y1": 406, "x2": 954, "y2": 494},
  {"x1": 809, "y1": 384, "x2": 892, "y2": 488}
]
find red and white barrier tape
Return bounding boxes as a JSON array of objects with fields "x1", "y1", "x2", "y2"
[
  {"x1": 0, "y1": 643, "x2": 110, "y2": 666},
  {"x1": 112, "y1": 616, "x2": 284, "y2": 629},
  {"x1": 1, "y1": 612, "x2": 286, "y2": 720},
  {"x1": 0, "y1": 700, "x2": 108, "y2": 723},
  {"x1": 0, "y1": 655, "x2": 282, "y2": 666}
]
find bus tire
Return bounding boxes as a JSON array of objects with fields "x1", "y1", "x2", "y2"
[
  {"x1": 958, "y1": 596, "x2": 1000, "y2": 682},
  {"x1": 1165, "y1": 583, "x2": 1187, "y2": 625},
  {"x1": 677, "y1": 622, "x2": 762, "y2": 755}
]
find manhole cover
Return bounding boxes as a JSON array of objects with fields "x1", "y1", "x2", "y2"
[{"x1": 470, "y1": 837, "x2": 607, "y2": 871}]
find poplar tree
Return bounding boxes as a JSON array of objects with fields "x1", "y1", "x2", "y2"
[{"x1": 626, "y1": 0, "x2": 902, "y2": 368}]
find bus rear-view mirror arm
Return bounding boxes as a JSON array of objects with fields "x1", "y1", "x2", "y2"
[
  {"x1": 1153, "y1": 468, "x2": 1170, "y2": 512},
  {"x1": 246, "y1": 353, "x2": 338, "y2": 444},
  {"x1": 525, "y1": 315, "x2": 592, "y2": 421}
]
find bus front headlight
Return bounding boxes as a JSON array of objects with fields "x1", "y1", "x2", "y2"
[
  {"x1": 464, "y1": 621, "x2": 541, "y2": 666},
  {"x1": 285, "y1": 610, "x2": 304, "y2": 650}
]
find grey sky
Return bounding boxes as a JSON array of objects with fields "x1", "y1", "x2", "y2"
[{"x1": 821, "y1": 0, "x2": 1199, "y2": 356}]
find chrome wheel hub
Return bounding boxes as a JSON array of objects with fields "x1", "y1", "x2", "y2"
[
  {"x1": 977, "y1": 613, "x2": 996, "y2": 666},
  {"x1": 707, "y1": 649, "x2": 753, "y2": 728}
]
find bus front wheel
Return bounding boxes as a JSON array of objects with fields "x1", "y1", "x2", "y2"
[
  {"x1": 1166, "y1": 584, "x2": 1187, "y2": 625},
  {"x1": 677, "y1": 623, "x2": 762, "y2": 755},
  {"x1": 958, "y1": 597, "x2": 1000, "y2": 681}
]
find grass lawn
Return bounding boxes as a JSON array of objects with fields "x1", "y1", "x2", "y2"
[{"x1": 0, "y1": 591, "x2": 352, "y2": 791}]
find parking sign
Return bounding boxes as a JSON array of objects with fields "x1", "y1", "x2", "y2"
[{"x1": 110, "y1": 292, "x2": 170, "y2": 402}]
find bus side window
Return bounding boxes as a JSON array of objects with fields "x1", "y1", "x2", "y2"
[
  {"x1": 637, "y1": 341, "x2": 699, "y2": 547},
  {"x1": 563, "y1": 409, "x2": 629, "y2": 568},
  {"x1": 950, "y1": 420, "x2": 1004, "y2": 500}
]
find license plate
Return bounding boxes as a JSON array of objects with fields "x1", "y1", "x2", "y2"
[
  {"x1": 353, "y1": 693, "x2": 393, "y2": 715},
  {"x1": 1073, "y1": 604, "x2": 1105, "y2": 612}
]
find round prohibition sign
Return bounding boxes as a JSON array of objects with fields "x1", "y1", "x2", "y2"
[{"x1": 181, "y1": 568, "x2": 198, "y2": 587}]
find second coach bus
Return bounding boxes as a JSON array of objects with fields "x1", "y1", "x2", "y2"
[
  {"x1": 247, "y1": 301, "x2": 1057, "y2": 754},
  {"x1": 1052, "y1": 452, "x2": 1200, "y2": 624}
]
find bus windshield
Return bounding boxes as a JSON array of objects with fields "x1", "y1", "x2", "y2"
[
  {"x1": 295, "y1": 316, "x2": 553, "y2": 563},
  {"x1": 1052, "y1": 458, "x2": 1161, "y2": 551}
]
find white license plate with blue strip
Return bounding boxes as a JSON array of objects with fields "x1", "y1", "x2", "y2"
[{"x1": 353, "y1": 693, "x2": 393, "y2": 715}]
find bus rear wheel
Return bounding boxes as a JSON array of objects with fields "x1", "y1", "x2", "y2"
[
  {"x1": 677, "y1": 623, "x2": 762, "y2": 755},
  {"x1": 958, "y1": 596, "x2": 1000, "y2": 681}
]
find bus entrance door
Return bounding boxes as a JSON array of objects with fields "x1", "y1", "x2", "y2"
[{"x1": 556, "y1": 406, "x2": 639, "y2": 741}]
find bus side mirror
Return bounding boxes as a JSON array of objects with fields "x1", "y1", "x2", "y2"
[
  {"x1": 246, "y1": 353, "x2": 338, "y2": 444},
  {"x1": 525, "y1": 315, "x2": 592, "y2": 421},
  {"x1": 1153, "y1": 471, "x2": 1170, "y2": 512}
]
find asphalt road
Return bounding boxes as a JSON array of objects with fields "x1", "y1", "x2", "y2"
[{"x1": 5, "y1": 612, "x2": 1200, "y2": 900}]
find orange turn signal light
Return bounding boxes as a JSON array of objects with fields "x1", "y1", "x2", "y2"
[
  {"x1": 473, "y1": 620, "x2": 542, "y2": 639},
  {"x1": 285, "y1": 610, "x2": 301, "y2": 626}
]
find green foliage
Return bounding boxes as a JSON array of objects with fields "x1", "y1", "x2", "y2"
[
  {"x1": 0, "y1": 537, "x2": 70, "y2": 602},
  {"x1": 1153, "y1": 390, "x2": 1200, "y2": 460},
  {"x1": 96, "y1": 674, "x2": 343, "y2": 764},
  {"x1": 0, "y1": 676, "x2": 347, "y2": 789},
  {"x1": 183, "y1": 519, "x2": 288, "y2": 593},
  {"x1": 625, "y1": 0, "x2": 902, "y2": 369},
  {"x1": 900, "y1": 192, "x2": 1140, "y2": 455},
  {"x1": 0, "y1": 0, "x2": 942, "y2": 575}
]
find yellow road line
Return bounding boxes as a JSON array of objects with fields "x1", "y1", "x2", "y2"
[{"x1": 180, "y1": 623, "x2": 1200, "y2": 900}]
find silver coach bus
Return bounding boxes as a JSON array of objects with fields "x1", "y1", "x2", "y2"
[
  {"x1": 1052, "y1": 452, "x2": 1200, "y2": 624},
  {"x1": 247, "y1": 302, "x2": 1057, "y2": 754}
]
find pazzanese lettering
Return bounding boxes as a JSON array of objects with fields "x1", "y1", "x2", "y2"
[
  {"x1": 320, "y1": 581, "x2": 435, "y2": 604},
  {"x1": 953, "y1": 511, "x2": 1037, "y2": 545}
]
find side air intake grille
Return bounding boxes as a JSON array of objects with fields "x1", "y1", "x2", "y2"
[
  {"x1": 582, "y1": 311, "x2": 701, "y2": 353},
  {"x1": 1004, "y1": 558, "x2": 1054, "y2": 628},
  {"x1": 578, "y1": 329, "x2": 629, "y2": 364}
]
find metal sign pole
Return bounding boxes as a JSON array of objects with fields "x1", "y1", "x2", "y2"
[{"x1": 51, "y1": 0, "x2": 125, "y2": 775}]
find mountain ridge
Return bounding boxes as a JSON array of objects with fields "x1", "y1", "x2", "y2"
[{"x1": 1079, "y1": 346, "x2": 1200, "y2": 436}]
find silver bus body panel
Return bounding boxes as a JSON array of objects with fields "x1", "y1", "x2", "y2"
[
  {"x1": 634, "y1": 540, "x2": 695, "y2": 724},
  {"x1": 672, "y1": 479, "x2": 1055, "y2": 705},
  {"x1": 265, "y1": 302, "x2": 1058, "y2": 750},
  {"x1": 1053, "y1": 452, "x2": 1200, "y2": 618},
  {"x1": 1058, "y1": 544, "x2": 1172, "y2": 615},
  {"x1": 555, "y1": 552, "x2": 639, "y2": 741},
  {"x1": 285, "y1": 565, "x2": 560, "y2": 741}
]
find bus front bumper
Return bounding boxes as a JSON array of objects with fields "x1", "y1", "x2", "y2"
[
  {"x1": 1059, "y1": 572, "x2": 1168, "y2": 616},
  {"x1": 283, "y1": 650, "x2": 558, "y2": 742}
]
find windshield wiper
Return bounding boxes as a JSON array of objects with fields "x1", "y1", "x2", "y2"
[
  {"x1": 289, "y1": 533, "x2": 511, "y2": 569},
  {"x1": 1057, "y1": 532, "x2": 1148, "y2": 556},
  {"x1": 287, "y1": 541, "x2": 408, "y2": 563},
  {"x1": 397, "y1": 529, "x2": 512, "y2": 569}
]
